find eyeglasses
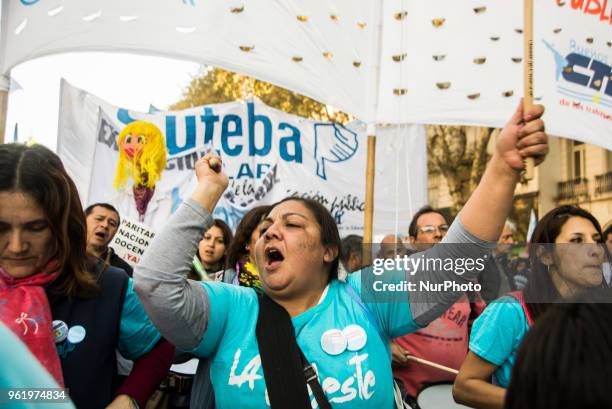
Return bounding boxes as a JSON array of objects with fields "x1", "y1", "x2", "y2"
[{"x1": 418, "y1": 224, "x2": 449, "y2": 234}]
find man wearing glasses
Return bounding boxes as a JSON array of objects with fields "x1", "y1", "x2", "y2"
[
  {"x1": 405, "y1": 206, "x2": 449, "y2": 252},
  {"x1": 392, "y1": 206, "x2": 483, "y2": 408}
]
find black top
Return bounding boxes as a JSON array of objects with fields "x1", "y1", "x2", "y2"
[
  {"x1": 47, "y1": 262, "x2": 129, "y2": 409},
  {"x1": 103, "y1": 247, "x2": 134, "y2": 277}
]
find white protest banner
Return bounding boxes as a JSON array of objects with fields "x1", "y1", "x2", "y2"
[
  {"x1": 2, "y1": 1, "x2": 610, "y2": 148},
  {"x1": 111, "y1": 218, "x2": 155, "y2": 266},
  {"x1": 57, "y1": 80, "x2": 427, "y2": 255},
  {"x1": 531, "y1": 2, "x2": 611, "y2": 149}
]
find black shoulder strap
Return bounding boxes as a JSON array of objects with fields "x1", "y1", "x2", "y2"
[
  {"x1": 255, "y1": 294, "x2": 331, "y2": 409},
  {"x1": 299, "y1": 349, "x2": 332, "y2": 409}
]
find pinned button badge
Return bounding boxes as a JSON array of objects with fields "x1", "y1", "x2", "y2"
[
  {"x1": 67, "y1": 325, "x2": 86, "y2": 344},
  {"x1": 52, "y1": 320, "x2": 68, "y2": 343},
  {"x1": 320, "y1": 329, "x2": 347, "y2": 355},
  {"x1": 343, "y1": 325, "x2": 367, "y2": 351}
]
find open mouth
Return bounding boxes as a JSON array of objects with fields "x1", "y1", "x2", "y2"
[
  {"x1": 264, "y1": 247, "x2": 285, "y2": 270},
  {"x1": 94, "y1": 231, "x2": 107, "y2": 240}
]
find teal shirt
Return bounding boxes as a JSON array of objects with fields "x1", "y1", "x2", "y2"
[
  {"x1": 191, "y1": 271, "x2": 418, "y2": 409},
  {"x1": 468, "y1": 296, "x2": 530, "y2": 388},
  {"x1": 119, "y1": 279, "x2": 161, "y2": 359},
  {"x1": 0, "y1": 323, "x2": 76, "y2": 409}
]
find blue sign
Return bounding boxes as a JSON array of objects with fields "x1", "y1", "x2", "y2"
[
  {"x1": 545, "y1": 40, "x2": 612, "y2": 107},
  {"x1": 116, "y1": 102, "x2": 304, "y2": 165}
]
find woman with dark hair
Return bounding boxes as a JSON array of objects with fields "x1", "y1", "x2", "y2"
[
  {"x1": 454, "y1": 205, "x2": 607, "y2": 409},
  {"x1": 0, "y1": 144, "x2": 171, "y2": 409},
  {"x1": 505, "y1": 289, "x2": 612, "y2": 409},
  {"x1": 190, "y1": 219, "x2": 233, "y2": 281},
  {"x1": 183, "y1": 208, "x2": 270, "y2": 409},
  {"x1": 135, "y1": 102, "x2": 548, "y2": 408},
  {"x1": 222, "y1": 205, "x2": 271, "y2": 289}
]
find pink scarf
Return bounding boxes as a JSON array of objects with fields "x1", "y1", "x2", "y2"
[{"x1": 0, "y1": 261, "x2": 64, "y2": 386}]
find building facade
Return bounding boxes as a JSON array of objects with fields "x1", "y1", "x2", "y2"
[{"x1": 428, "y1": 133, "x2": 612, "y2": 240}]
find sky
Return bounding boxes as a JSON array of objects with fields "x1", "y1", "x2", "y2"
[{"x1": 5, "y1": 52, "x2": 201, "y2": 150}]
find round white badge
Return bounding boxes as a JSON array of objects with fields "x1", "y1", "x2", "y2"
[
  {"x1": 67, "y1": 325, "x2": 86, "y2": 344},
  {"x1": 320, "y1": 329, "x2": 347, "y2": 355},
  {"x1": 342, "y1": 325, "x2": 367, "y2": 351}
]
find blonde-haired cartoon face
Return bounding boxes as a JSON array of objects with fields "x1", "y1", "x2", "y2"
[
  {"x1": 114, "y1": 121, "x2": 167, "y2": 190},
  {"x1": 121, "y1": 132, "x2": 147, "y2": 160}
]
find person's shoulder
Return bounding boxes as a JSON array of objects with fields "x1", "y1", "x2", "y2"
[
  {"x1": 99, "y1": 263, "x2": 130, "y2": 281},
  {"x1": 475, "y1": 295, "x2": 526, "y2": 330},
  {"x1": 483, "y1": 295, "x2": 523, "y2": 314},
  {"x1": 345, "y1": 269, "x2": 362, "y2": 288},
  {"x1": 109, "y1": 249, "x2": 134, "y2": 274},
  {"x1": 199, "y1": 280, "x2": 258, "y2": 303},
  {"x1": 93, "y1": 261, "x2": 130, "y2": 296},
  {"x1": 492, "y1": 294, "x2": 522, "y2": 304}
]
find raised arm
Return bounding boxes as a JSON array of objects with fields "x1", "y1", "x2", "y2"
[
  {"x1": 460, "y1": 101, "x2": 547, "y2": 241},
  {"x1": 133, "y1": 153, "x2": 228, "y2": 350},
  {"x1": 407, "y1": 102, "x2": 547, "y2": 326}
]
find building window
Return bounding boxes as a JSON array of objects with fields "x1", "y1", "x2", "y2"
[{"x1": 572, "y1": 141, "x2": 585, "y2": 179}]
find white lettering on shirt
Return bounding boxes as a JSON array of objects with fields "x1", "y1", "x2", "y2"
[
  {"x1": 228, "y1": 349, "x2": 262, "y2": 390},
  {"x1": 227, "y1": 350, "x2": 376, "y2": 406}
]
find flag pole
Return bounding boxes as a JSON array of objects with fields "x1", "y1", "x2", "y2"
[
  {"x1": 523, "y1": 0, "x2": 535, "y2": 180},
  {"x1": 362, "y1": 1, "x2": 384, "y2": 265},
  {"x1": 0, "y1": 75, "x2": 9, "y2": 144},
  {"x1": 363, "y1": 124, "x2": 376, "y2": 265}
]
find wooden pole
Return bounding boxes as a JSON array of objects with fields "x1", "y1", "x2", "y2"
[
  {"x1": 523, "y1": 0, "x2": 535, "y2": 180},
  {"x1": 0, "y1": 75, "x2": 9, "y2": 145},
  {"x1": 363, "y1": 127, "x2": 376, "y2": 265},
  {"x1": 406, "y1": 355, "x2": 459, "y2": 375}
]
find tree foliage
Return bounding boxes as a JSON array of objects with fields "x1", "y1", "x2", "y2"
[
  {"x1": 171, "y1": 67, "x2": 351, "y2": 123},
  {"x1": 173, "y1": 67, "x2": 505, "y2": 220},
  {"x1": 427, "y1": 125, "x2": 498, "y2": 216}
]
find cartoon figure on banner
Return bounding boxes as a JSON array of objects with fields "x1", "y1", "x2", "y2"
[{"x1": 114, "y1": 121, "x2": 168, "y2": 222}]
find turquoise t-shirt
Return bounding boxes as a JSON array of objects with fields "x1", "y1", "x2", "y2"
[
  {"x1": 0, "y1": 323, "x2": 76, "y2": 409},
  {"x1": 118, "y1": 279, "x2": 161, "y2": 359},
  {"x1": 191, "y1": 271, "x2": 419, "y2": 409},
  {"x1": 468, "y1": 296, "x2": 530, "y2": 388}
]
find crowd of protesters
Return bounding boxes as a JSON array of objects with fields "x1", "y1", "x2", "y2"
[{"x1": 1, "y1": 101, "x2": 611, "y2": 409}]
